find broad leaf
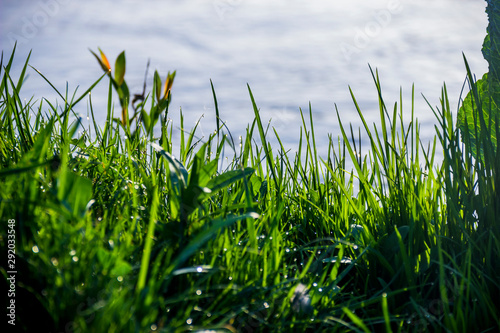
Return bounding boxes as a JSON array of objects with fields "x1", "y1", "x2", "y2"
[
  {"x1": 457, "y1": 73, "x2": 498, "y2": 158},
  {"x1": 457, "y1": 2, "x2": 500, "y2": 160},
  {"x1": 114, "y1": 51, "x2": 126, "y2": 86}
]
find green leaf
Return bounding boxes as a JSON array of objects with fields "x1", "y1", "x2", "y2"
[
  {"x1": 457, "y1": 2, "x2": 500, "y2": 161},
  {"x1": 110, "y1": 259, "x2": 132, "y2": 277},
  {"x1": 151, "y1": 142, "x2": 188, "y2": 189},
  {"x1": 141, "y1": 109, "x2": 151, "y2": 132},
  {"x1": 56, "y1": 169, "x2": 93, "y2": 218},
  {"x1": 483, "y1": 2, "x2": 500, "y2": 86},
  {"x1": 154, "y1": 70, "x2": 162, "y2": 103},
  {"x1": 114, "y1": 51, "x2": 126, "y2": 86},
  {"x1": 206, "y1": 167, "x2": 255, "y2": 194},
  {"x1": 165, "y1": 212, "x2": 260, "y2": 275},
  {"x1": 342, "y1": 307, "x2": 371, "y2": 333},
  {"x1": 457, "y1": 73, "x2": 498, "y2": 159}
]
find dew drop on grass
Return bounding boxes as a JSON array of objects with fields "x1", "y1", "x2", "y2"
[
  {"x1": 150, "y1": 324, "x2": 157, "y2": 331},
  {"x1": 32, "y1": 245, "x2": 39, "y2": 253},
  {"x1": 196, "y1": 266, "x2": 203, "y2": 273},
  {"x1": 72, "y1": 256, "x2": 79, "y2": 262},
  {"x1": 206, "y1": 312, "x2": 211, "y2": 317},
  {"x1": 263, "y1": 302, "x2": 270, "y2": 308},
  {"x1": 313, "y1": 283, "x2": 318, "y2": 287},
  {"x1": 51, "y1": 258, "x2": 59, "y2": 266},
  {"x1": 70, "y1": 249, "x2": 76, "y2": 256},
  {"x1": 117, "y1": 276, "x2": 123, "y2": 282},
  {"x1": 286, "y1": 248, "x2": 290, "y2": 253},
  {"x1": 228, "y1": 276, "x2": 233, "y2": 281},
  {"x1": 196, "y1": 290, "x2": 202, "y2": 295},
  {"x1": 186, "y1": 318, "x2": 193, "y2": 325}
]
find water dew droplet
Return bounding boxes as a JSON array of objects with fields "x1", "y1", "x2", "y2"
[{"x1": 32, "y1": 245, "x2": 39, "y2": 253}]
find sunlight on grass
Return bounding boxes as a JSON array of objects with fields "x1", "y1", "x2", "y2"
[{"x1": 1, "y1": 27, "x2": 500, "y2": 332}]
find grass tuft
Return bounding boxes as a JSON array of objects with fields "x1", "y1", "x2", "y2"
[{"x1": 1, "y1": 46, "x2": 499, "y2": 332}]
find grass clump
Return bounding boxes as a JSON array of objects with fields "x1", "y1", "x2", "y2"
[{"x1": 1, "y1": 43, "x2": 499, "y2": 333}]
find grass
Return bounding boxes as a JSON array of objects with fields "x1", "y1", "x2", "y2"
[{"x1": 1, "y1": 44, "x2": 499, "y2": 333}]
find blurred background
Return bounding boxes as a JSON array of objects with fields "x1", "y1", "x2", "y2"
[{"x1": 0, "y1": 0, "x2": 488, "y2": 155}]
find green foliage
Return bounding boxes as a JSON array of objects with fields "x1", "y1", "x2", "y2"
[
  {"x1": 1, "y1": 26, "x2": 500, "y2": 332},
  {"x1": 457, "y1": 1, "x2": 500, "y2": 160},
  {"x1": 90, "y1": 48, "x2": 175, "y2": 134}
]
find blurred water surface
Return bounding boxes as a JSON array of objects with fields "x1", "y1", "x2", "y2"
[{"x1": 0, "y1": 0, "x2": 488, "y2": 155}]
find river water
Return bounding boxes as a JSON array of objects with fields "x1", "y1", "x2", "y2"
[{"x1": 0, "y1": 0, "x2": 489, "y2": 158}]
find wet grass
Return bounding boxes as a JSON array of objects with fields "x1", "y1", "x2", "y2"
[{"x1": 1, "y1": 46, "x2": 499, "y2": 332}]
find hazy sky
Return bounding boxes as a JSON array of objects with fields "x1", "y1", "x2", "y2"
[{"x1": 0, "y1": 0, "x2": 489, "y2": 153}]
